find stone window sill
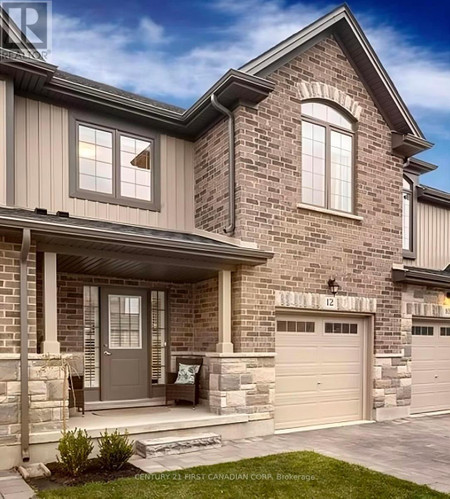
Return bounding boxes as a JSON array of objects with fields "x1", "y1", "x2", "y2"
[{"x1": 296, "y1": 203, "x2": 363, "y2": 221}]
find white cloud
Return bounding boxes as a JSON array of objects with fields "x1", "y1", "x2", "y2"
[{"x1": 48, "y1": 0, "x2": 450, "y2": 115}]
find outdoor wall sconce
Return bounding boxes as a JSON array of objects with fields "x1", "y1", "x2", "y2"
[{"x1": 327, "y1": 278, "x2": 341, "y2": 296}]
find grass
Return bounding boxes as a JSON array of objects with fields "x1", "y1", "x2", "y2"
[{"x1": 37, "y1": 451, "x2": 447, "y2": 499}]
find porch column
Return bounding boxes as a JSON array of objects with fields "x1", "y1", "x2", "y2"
[
  {"x1": 217, "y1": 270, "x2": 234, "y2": 353},
  {"x1": 41, "y1": 252, "x2": 60, "y2": 354}
]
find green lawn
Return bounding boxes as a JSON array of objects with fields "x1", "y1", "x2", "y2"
[{"x1": 37, "y1": 451, "x2": 447, "y2": 499}]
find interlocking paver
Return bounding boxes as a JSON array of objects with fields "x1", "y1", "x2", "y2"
[{"x1": 132, "y1": 414, "x2": 450, "y2": 493}]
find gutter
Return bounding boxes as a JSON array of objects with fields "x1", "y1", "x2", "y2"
[
  {"x1": 210, "y1": 94, "x2": 236, "y2": 235},
  {"x1": 0, "y1": 211, "x2": 273, "y2": 263},
  {"x1": 392, "y1": 267, "x2": 450, "y2": 288},
  {"x1": 20, "y1": 228, "x2": 31, "y2": 461},
  {"x1": 417, "y1": 185, "x2": 450, "y2": 208}
]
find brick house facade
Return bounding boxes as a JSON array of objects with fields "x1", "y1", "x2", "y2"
[{"x1": 0, "y1": 4, "x2": 449, "y2": 467}]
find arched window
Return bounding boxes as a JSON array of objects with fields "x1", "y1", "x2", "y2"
[
  {"x1": 301, "y1": 102, "x2": 354, "y2": 213},
  {"x1": 403, "y1": 177, "x2": 413, "y2": 252}
]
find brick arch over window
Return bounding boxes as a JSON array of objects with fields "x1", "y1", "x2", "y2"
[{"x1": 299, "y1": 82, "x2": 362, "y2": 120}]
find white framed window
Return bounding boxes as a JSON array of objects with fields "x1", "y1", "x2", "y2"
[
  {"x1": 83, "y1": 286, "x2": 100, "y2": 388},
  {"x1": 120, "y1": 135, "x2": 152, "y2": 201},
  {"x1": 403, "y1": 177, "x2": 413, "y2": 252},
  {"x1": 108, "y1": 295, "x2": 142, "y2": 349},
  {"x1": 150, "y1": 290, "x2": 167, "y2": 384},
  {"x1": 301, "y1": 102, "x2": 354, "y2": 213}
]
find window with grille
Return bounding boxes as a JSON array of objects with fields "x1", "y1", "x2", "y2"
[
  {"x1": 108, "y1": 295, "x2": 142, "y2": 349},
  {"x1": 276, "y1": 320, "x2": 315, "y2": 333},
  {"x1": 301, "y1": 102, "x2": 354, "y2": 213},
  {"x1": 325, "y1": 322, "x2": 358, "y2": 334},
  {"x1": 151, "y1": 290, "x2": 167, "y2": 384},
  {"x1": 441, "y1": 327, "x2": 450, "y2": 336},
  {"x1": 412, "y1": 326, "x2": 434, "y2": 336},
  {"x1": 403, "y1": 177, "x2": 413, "y2": 252},
  {"x1": 83, "y1": 286, "x2": 100, "y2": 388}
]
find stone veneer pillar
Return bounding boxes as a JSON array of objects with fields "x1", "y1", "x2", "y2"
[{"x1": 206, "y1": 353, "x2": 275, "y2": 418}]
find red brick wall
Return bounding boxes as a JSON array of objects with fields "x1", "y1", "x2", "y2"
[
  {"x1": 193, "y1": 277, "x2": 218, "y2": 351},
  {"x1": 195, "y1": 36, "x2": 404, "y2": 354},
  {"x1": 36, "y1": 272, "x2": 195, "y2": 353},
  {"x1": 194, "y1": 118, "x2": 229, "y2": 233},
  {"x1": 0, "y1": 235, "x2": 36, "y2": 353}
]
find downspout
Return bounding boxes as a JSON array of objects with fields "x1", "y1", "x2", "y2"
[
  {"x1": 210, "y1": 94, "x2": 235, "y2": 235},
  {"x1": 20, "y1": 228, "x2": 31, "y2": 461}
]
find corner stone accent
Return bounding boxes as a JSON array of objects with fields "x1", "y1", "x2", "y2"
[
  {"x1": 298, "y1": 81, "x2": 362, "y2": 120},
  {"x1": 404, "y1": 302, "x2": 450, "y2": 319},
  {"x1": 136, "y1": 433, "x2": 222, "y2": 458},
  {"x1": 276, "y1": 291, "x2": 376, "y2": 313},
  {"x1": 0, "y1": 355, "x2": 68, "y2": 445},
  {"x1": 206, "y1": 355, "x2": 275, "y2": 418}
]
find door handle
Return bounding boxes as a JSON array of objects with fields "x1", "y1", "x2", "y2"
[{"x1": 104, "y1": 350, "x2": 112, "y2": 356}]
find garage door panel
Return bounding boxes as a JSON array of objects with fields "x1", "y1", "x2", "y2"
[
  {"x1": 320, "y1": 346, "x2": 361, "y2": 363},
  {"x1": 412, "y1": 320, "x2": 450, "y2": 414},
  {"x1": 275, "y1": 315, "x2": 366, "y2": 430},
  {"x1": 320, "y1": 374, "x2": 362, "y2": 390},
  {"x1": 276, "y1": 374, "x2": 319, "y2": 393},
  {"x1": 276, "y1": 345, "x2": 318, "y2": 364},
  {"x1": 320, "y1": 362, "x2": 362, "y2": 375}
]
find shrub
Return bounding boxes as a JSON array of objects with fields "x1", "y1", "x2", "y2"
[
  {"x1": 57, "y1": 428, "x2": 94, "y2": 477},
  {"x1": 98, "y1": 429, "x2": 134, "y2": 471}
]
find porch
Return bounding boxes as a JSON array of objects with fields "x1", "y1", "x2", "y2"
[{"x1": 0, "y1": 208, "x2": 275, "y2": 467}]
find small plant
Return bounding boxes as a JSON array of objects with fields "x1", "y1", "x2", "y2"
[
  {"x1": 98, "y1": 429, "x2": 134, "y2": 471},
  {"x1": 57, "y1": 428, "x2": 94, "y2": 477}
]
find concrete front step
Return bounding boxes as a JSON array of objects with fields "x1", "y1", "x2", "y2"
[{"x1": 136, "y1": 432, "x2": 222, "y2": 458}]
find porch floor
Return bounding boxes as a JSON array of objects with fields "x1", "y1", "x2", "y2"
[{"x1": 64, "y1": 405, "x2": 249, "y2": 439}]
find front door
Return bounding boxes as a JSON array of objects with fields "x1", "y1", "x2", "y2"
[{"x1": 101, "y1": 288, "x2": 148, "y2": 401}]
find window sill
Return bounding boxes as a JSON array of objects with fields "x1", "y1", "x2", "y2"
[{"x1": 296, "y1": 203, "x2": 363, "y2": 221}]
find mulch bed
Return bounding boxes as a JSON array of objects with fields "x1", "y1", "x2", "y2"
[{"x1": 28, "y1": 459, "x2": 144, "y2": 491}]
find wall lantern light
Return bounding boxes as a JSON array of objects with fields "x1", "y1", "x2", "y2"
[{"x1": 327, "y1": 278, "x2": 341, "y2": 296}]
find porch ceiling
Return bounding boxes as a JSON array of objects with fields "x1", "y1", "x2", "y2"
[
  {"x1": 0, "y1": 207, "x2": 273, "y2": 282},
  {"x1": 55, "y1": 252, "x2": 220, "y2": 282}
]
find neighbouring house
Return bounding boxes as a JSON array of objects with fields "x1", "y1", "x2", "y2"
[{"x1": 0, "y1": 4, "x2": 449, "y2": 468}]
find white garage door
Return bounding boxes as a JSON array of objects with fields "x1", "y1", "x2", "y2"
[
  {"x1": 275, "y1": 314, "x2": 367, "y2": 430},
  {"x1": 411, "y1": 320, "x2": 450, "y2": 414}
]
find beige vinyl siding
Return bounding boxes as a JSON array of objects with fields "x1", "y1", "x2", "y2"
[
  {"x1": 0, "y1": 80, "x2": 6, "y2": 205},
  {"x1": 14, "y1": 96, "x2": 195, "y2": 231},
  {"x1": 405, "y1": 201, "x2": 450, "y2": 270}
]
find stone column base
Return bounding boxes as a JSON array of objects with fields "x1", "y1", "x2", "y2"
[{"x1": 206, "y1": 353, "x2": 275, "y2": 418}]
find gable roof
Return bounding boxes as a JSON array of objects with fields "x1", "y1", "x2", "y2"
[
  {"x1": 0, "y1": 4, "x2": 430, "y2": 145},
  {"x1": 240, "y1": 4, "x2": 425, "y2": 140}
]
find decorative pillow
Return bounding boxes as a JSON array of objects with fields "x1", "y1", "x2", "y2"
[{"x1": 174, "y1": 364, "x2": 198, "y2": 384}]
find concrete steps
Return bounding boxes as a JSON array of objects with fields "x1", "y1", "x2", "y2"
[{"x1": 136, "y1": 432, "x2": 222, "y2": 458}]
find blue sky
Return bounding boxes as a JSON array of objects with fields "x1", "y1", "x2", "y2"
[{"x1": 49, "y1": 0, "x2": 450, "y2": 191}]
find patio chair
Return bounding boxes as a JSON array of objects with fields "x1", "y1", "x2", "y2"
[{"x1": 166, "y1": 357, "x2": 203, "y2": 408}]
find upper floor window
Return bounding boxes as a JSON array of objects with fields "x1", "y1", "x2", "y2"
[
  {"x1": 403, "y1": 177, "x2": 413, "y2": 252},
  {"x1": 301, "y1": 102, "x2": 354, "y2": 213},
  {"x1": 70, "y1": 112, "x2": 160, "y2": 211}
]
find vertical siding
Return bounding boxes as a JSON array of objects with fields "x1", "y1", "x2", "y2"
[
  {"x1": 0, "y1": 80, "x2": 6, "y2": 205},
  {"x1": 405, "y1": 201, "x2": 450, "y2": 270},
  {"x1": 14, "y1": 96, "x2": 195, "y2": 231}
]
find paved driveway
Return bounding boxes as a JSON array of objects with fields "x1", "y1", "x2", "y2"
[{"x1": 132, "y1": 414, "x2": 450, "y2": 493}]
